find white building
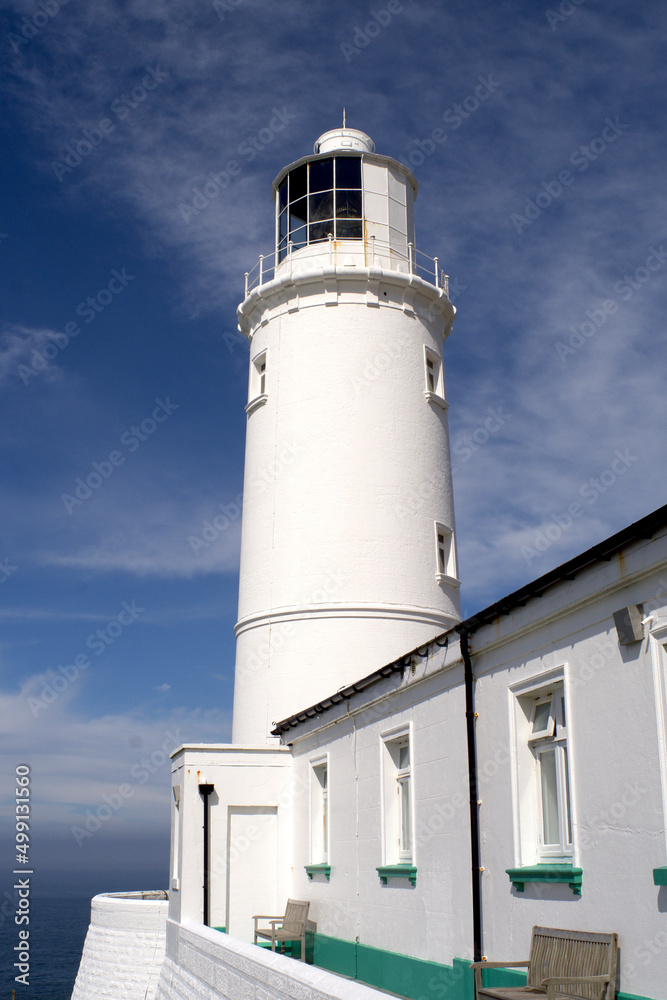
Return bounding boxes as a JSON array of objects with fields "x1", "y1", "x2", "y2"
[{"x1": 72, "y1": 129, "x2": 667, "y2": 1000}]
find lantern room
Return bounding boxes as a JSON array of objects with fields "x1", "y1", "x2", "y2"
[{"x1": 273, "y1": 127, "x2": 418, "y2": 274}]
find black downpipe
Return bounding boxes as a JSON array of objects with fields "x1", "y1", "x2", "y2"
[
  {"x1": 199, "y1": 784, "x2": 214, "y2": 926},
  {"x1": 460, "y1": 630, "x2": 483, "y2": 963}
]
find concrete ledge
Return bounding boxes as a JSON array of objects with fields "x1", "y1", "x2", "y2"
[{"x1": 156, "y1": 918, "x2": 389, "y2": 1000}]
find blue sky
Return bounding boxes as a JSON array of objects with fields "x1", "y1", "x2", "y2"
[{"x1": 1, "y1": 0, "x2": 665, "y2": 889}]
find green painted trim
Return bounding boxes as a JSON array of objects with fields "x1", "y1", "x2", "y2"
[
  {"x1": 617, "y1": 993, "x2": 661, "y2": 1000},
  {"x1": 505, "y1": 863, "x2": 583, "y2": 895},
  {"x1": 482, "y1": 967, "x2": 527, "y2": 990},
  {"x1": 257, "y1": 938, "x2": 302, "y2": 958},
  {"x1": 376, "y1": 864, "x2": 417, "y2": 886},
  {"x1": 213, "y1": 926, "x2": 226, "y2": 933},
  {"x1": 652, "y1": 866, "x2": 667, "y2": 885},
  {"x1": 305, "y1": 863, "x2": 331, "y2": 880},
  {"x1": 309, "y1": 932, "x2": 473, "y2": 1000},
  {"x1": 308, "y1": 933, "x2": 660, "y2": 1000},
  {"x1": 310, "y1": 932, "x2": 356, "y2": 978}
]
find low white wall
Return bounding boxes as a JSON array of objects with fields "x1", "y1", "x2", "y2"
[
  {"x1": 71, "y1": 891, "x2": 168, "y2": 1000},
  {"x1": 156, "y1": 918, "x2": 386, "y2": 1000}
]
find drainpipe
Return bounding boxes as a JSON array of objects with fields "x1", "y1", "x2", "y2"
[
  {"x1": 460, "y1": 630, "x2": 483, "y2": 963},
  {"x1": 199, "y1": 784, "x2": 214, "y2": 926}
]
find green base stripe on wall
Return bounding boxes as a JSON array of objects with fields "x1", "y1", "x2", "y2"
[
  {"x1": 306, "y1": 932, "x2": 659, "y2": 1000},
  {"x1": 310, "y1": 933, "x2": 474, "y2": 1000}
]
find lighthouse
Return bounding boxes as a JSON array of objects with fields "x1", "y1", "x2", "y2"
[{"x1": 232, "y1": 126, "x2": 461, "y2": 745}]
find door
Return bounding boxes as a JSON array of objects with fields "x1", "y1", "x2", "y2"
[{"x1": 226, "y1": 806, "x2": 278, "y2": 942}]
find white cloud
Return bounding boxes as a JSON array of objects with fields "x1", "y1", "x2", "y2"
[
  {"x1": 0, "y1": 671, "x2": 231, "y2": 836},
  {"x1": 0, "y1": 325, "x2": 68, "y2": 387},
  {"x1": 38, "y1": 496, "x2": 243, "y2": 578}
]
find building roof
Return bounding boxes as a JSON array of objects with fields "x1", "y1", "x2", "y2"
[{"x1": 271, "y1": 502, "x2": 667, "y2": 736}]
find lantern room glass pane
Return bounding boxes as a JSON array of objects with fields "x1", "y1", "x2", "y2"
[
  {"x1": 309, "y1": 157, "x2": 333, "y2": 193},
  {"x1": 336, "y1": 219, "x2": 362, "y2": 239},
  {"x1": 278, "y1": 179, "x2": 287, "y2": 212},
  {"x1": 335, "y1": 156, "x2": 362, "y2": 188},
  {"x1": 309, "y1": 220, "x2": 333, "y2": 243},
  {"x1": 289, "y1": 197, "x2": 307, "y2": 231},
  {"x1": 309, "y1": 191, "x2": 334, "y2": 222},
  {"x1": 279, "y1": 208, "x2": 288, "y2": 241},
  {"x1": 336, "y1": 190, "x2": 362, "y2": 219},
  {"x1": 289, "y1": 164, "x2": 307, "y2": 203},
  {"x1": 290, "y1": 224, "x2": 307, "y2": 250}
]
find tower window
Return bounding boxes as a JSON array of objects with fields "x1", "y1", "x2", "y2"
[
  {"x1": 277, "y1": 155, "x2": 363, "y2": 261},
  {"x1": 424, "y1": 346, "x2": 445, "y2": 402},
  {"x1": 434, "y1": 522, "x2": 458, "y2": 584},
  {"x1": 246, "y1": 351, "x2": 268, "y2": 414}
]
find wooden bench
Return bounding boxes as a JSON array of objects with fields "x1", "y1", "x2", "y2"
[
  {"x1": 252, "y1": 898, "x2": 310, "y2": 962},
  {"x1": 471, "y1": 926, "x2": 618, "y2": 1000}
]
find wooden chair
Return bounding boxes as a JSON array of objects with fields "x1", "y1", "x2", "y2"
[
  {"x1": 471, "y1": 926, "x2": 618, "y2": 1000},
  {"x1": 252, "y1": 898, "x2": 310, "y2": 962}
]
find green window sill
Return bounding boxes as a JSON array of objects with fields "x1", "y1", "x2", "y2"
[
  {"x1": 506, "y1": 864, "x2": 582, "y2": 895},
  {"x1": 653, "y1": 867, "x2": 667, "y2": 886},
  {"x1": 376, "y1": 864, "x2": 417, "y2": 887},
  {"x1": 305, "y1": 864, "x2": 331, "y2": 880}
]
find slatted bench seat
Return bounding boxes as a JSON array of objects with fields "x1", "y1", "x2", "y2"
[{"x1": 471, "y1": 926, "x2": 618, "y2": 1000}]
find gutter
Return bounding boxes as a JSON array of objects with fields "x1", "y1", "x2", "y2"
[
  {"x1": 198, "y1": 784, "x2": 214, "y2": 926},
  {"x1": 459, "y1": 629, "x2": 483, "y2": 963}
]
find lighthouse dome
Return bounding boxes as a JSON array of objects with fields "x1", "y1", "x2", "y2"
[{"x1": 314, "y1": 128, "x2": 375, "y2": 154}]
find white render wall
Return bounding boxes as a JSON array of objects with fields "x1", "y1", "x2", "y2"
[
  {"x1": 169, "y1": 744, "x2": 293, "y2": 937},
  {"x1": 472, "y1": 533, "x2": 667, "y2": 1000},
  {"x1": 280, "y1": 528, "x2": 667, "y2": 1000},
  {"x1": 287, "y1": 637, "x2": 474, "y2": 966},
  {"x1": 71, "y1": 891, "x2": 168, "y2": 1000},
  {"x1": 156, "y1": 918, "x2": 388, "y2": 1000},
  {"x1": 233, "y1": 267, "x2": 459, "y2": 744}
]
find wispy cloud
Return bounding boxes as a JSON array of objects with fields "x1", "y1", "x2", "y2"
[
  {"x1": 0, "y1": 674, "x2": 230, "y2": 833},
  {"x1": 0, "y1": 325, "x2": 69, "y2": 387}
]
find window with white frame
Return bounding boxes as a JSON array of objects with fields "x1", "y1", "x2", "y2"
[
  {"x1": 531, "y1": 691, "x2": 572, "y2": 856},
  {"x1": 310, "y1": 758, "x2": 329, "y2": 864},
  {"x1": 382, "y1": 730, "x2": 413, "y2": 863},
  {"x1": 646, "y1": 620, "x2": 667, "y2": 849},
  {"x1": 171, "y1": 785, "x2": 181, "y2": 888},
  {"x1": 424, "y1": 346, "x2": 446, "y2": 405},
  {"x1": 435, "y1": 523, "x2": 458, "y2": 584},
  {"x1": 514, "y1": 679, "x2": 573, "y2": 861},
  {"x1": 247, "y1": 351, "x2": 267, "y2": 410}
]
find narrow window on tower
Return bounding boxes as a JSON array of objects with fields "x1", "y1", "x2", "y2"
[
  {"x1": 424, "y1": 346, "x2": 447, "y2": 408},
  {"x1": 246, "y1": 350, "x2": 268, "y2": 415},
  {"x1": 434, "y1": 522, "x2": 458, "y2": 585}
]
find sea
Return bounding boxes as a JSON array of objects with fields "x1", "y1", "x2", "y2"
[{"x1": 0, "y1": 887, "x2": 100, "y2": 1000}]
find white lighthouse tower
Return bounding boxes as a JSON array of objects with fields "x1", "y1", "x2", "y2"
[{"x1": 232, "y1": 126, "x2": 461, "y2": 744}]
